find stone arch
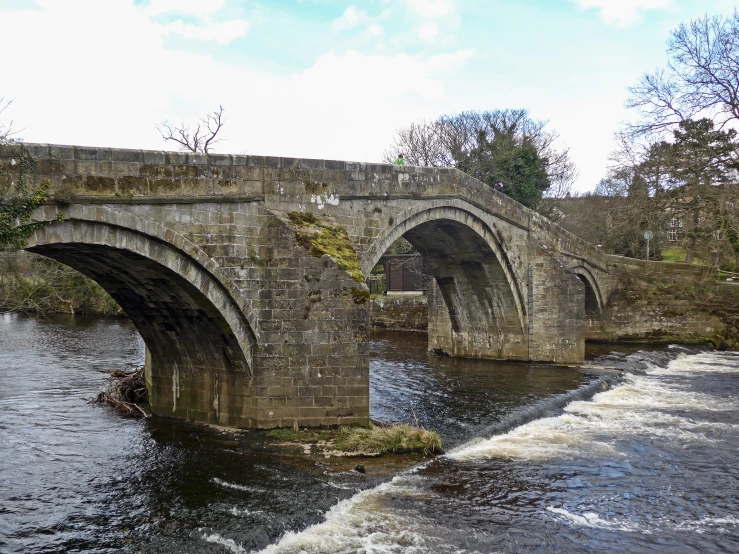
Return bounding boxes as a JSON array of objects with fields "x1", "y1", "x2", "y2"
[
  {"x1": 25, "y1": 214, "x2": 258, "y2": 426},
  {"x1": 362, "y1": 202, "x2": 529, "y2": 360},
  {"x1": 33, "y1": 204, "x2": 260, "y2": 340},
  {"x1": 361, "y1": 201, "x2": 527, "y2": 331},
  {"x1": 570, "y1": 265, "x2": 604, "y2": 316}
]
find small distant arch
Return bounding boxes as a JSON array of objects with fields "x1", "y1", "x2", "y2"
[{"x1": 570, "y1": 265, "x2": 604, "y2": 316}]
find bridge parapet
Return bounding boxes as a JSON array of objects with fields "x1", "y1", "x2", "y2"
[
  {"x1": 1, "y1": 142, "x2": 527, "y2": 226},
  {"x1": 0, "y1": 142, "x2": 608, "y2": 269}
]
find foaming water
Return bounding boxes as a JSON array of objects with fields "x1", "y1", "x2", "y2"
[
  {"x1": 260, "y1": 349, "x2": 739, "y2": 553},
  {"x1": 455, "y1": 352, "x2": 739, "y2": 462}
]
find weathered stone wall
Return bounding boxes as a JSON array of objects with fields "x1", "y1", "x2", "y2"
[
  {"x1": 370, "y1": 295, "x2": 428, "y2": 331},
  {"x1": 589, "y1": 297, "x2": 725, "y2": 343},
  {"x1": 589, "y1": 256, "x2": 725, "y2": 344},
  {"x1": 527, "y1": 243, "x2": 586, "y2": 363}
]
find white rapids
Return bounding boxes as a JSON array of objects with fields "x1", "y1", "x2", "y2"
[{"x1": 204, "y1": 351, "x2": 739, "y2": 553}]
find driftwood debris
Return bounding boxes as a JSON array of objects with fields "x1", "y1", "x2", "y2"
[{"x1": 90, "y1": 367, "x2": 149, "y2": 418}]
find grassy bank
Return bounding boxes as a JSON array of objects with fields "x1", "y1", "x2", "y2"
[{"x1": 0, "y1": 252, "x2": 121, "y2": 315}]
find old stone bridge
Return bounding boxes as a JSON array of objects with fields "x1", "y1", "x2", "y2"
[{"x1": 3, "y1": 143, "x2": 620, "y2": 428}]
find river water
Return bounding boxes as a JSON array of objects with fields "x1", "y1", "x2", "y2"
[{"x1": 1, "y1": 314, "x2": 738, "y2": 553}]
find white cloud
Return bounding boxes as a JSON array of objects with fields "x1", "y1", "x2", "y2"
[
  {"x1": 404, "y1": 0, "x2": 455, "y2": 19},
  {"x1": 569, "y1": 0, "x2": 672, "y2": 26},
  {"x1": 143, "y1": 0, "x2": 224, "y2": 18},
  {"x1": 332, "y1": 5, "x2": 369, "y2": 31},
  {"x1": 161, "y1": 18, "x2": 249, "y2": 44},
  {"x1": 331, "y1": 6, "x2": 388, "y2": 40},
  {"x1": 400, "y1": 0, "x2": 458, "y2": 45},
  {"x1": 417, "y1": 22, "x2": 439, "y2": 42},
  {"x1": 2, "y1": 1, "x2": 472, "y2": 165},
  {"x1": 140, "y1": 0, "x2": 247, "y2": 44}
]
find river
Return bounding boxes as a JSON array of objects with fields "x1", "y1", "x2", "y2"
[{"x1": 1, "y1": 314, "x2": 738, "y2": 553}]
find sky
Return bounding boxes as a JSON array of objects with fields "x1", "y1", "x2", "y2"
[{"x1": 1, "y1": 0, "x2": 737, "y2": 193}]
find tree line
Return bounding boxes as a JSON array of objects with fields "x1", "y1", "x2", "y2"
[{"x1": 383, "y1": 108, "x2": 576, "y2": 213}]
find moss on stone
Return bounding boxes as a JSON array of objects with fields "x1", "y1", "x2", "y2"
[
  {"x1": 350, "y1": 287, "x2": 370, "y2": 304},
  {"x1": 334, "y1": 423, "x2": 443, "y2": 456},
  {"x1": 287, "y1": 211, "x2": 365, "y2": 282},
  {"x1": 287, "y1": 211, "x2": 317, "y2": 226}
]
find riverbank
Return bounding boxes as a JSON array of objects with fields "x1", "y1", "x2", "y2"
[{"x1": 0, "y1": 251, "x2": 120, "y2": 315}]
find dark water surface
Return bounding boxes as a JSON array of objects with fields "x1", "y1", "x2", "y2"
[{"x1": 1, "y1": 315, "x2": 738, "y2": 553}]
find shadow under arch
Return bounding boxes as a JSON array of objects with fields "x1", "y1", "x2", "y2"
[
  {"x1": 570, "y1": 265, "x2": 604, "y2": 316},
  {"x1": 363, "y1": 205, "x2": 529, "y2": 360},
  {"x1": 25, "y1": 218, "x2": 257, "y2": 426}
]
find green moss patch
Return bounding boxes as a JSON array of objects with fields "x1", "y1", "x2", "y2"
[
  {"x1": 287, "y1": 211, "x2": 365, "y2": 282},
  {"x1": 268, "y1": 427, "x2": 334, "y2": 443},
  {"x1": 350, "y1": 287, "x2": 370, "y2": 304}
]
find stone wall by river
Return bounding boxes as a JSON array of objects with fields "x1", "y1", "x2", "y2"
[
  {"x1": 589, "y1": 264, "x2": 739, "y2": 349},
  {"x1": 369, "y1": 295, "x2": 428, "y2": 331}
]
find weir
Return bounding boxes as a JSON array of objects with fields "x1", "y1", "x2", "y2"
[{"x1": 0, "y1": 142, "x2": 684, "y2": 428}]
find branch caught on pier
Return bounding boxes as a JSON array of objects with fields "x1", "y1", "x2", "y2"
[{"x1": 90, "y1": 367, "x2": 149, "y2": 418}]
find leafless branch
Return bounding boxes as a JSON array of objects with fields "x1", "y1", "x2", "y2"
[
  {"x1": 157, "y1": 105, "x2": 225, "y2": 153},
  {"x1": 626, "y1": 11, "x2": 739, "y2": 138},
  {"x1": 0, "y1": 97, "x2": 24, "y2": 143}
]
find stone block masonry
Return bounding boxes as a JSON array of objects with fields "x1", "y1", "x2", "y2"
[
  {"x1": 0, "y1": 142, "x2": 692, "y2": 428},
  {"x1": 370, "y1": 295, "x2": 428, "y2": 331}
]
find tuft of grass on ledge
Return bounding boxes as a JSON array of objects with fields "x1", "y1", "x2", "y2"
[
  {"x1": 334, "y1": 423, "x2": 443, "y2": 456},
  {"x1": 267, "y1": 422, "x2": 444, "y2": 457}
]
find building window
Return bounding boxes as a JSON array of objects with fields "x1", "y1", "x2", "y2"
[
  {"x1": 669, "y1": 229, "x2": 680, "y2": 242},
  {"x1": 671, "y1": 217, "x2": 683, "y2": 228}
]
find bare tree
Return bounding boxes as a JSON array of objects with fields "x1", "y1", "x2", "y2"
[
  {"x1": 157, "y1": 105, "x2": 225, "y2": 153},
  {"x1": 627, "y1": 11, "x2": 739, "y2": 138},
  {"x1": 0, "y1": 97, "x2": 22, "y2": 143},
  {"x1": 384, "y1": 109, "x2": 577, "y2": 204},
  {"x1": 382, "y1": 120, "x2": 449, "y2": 167}
]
